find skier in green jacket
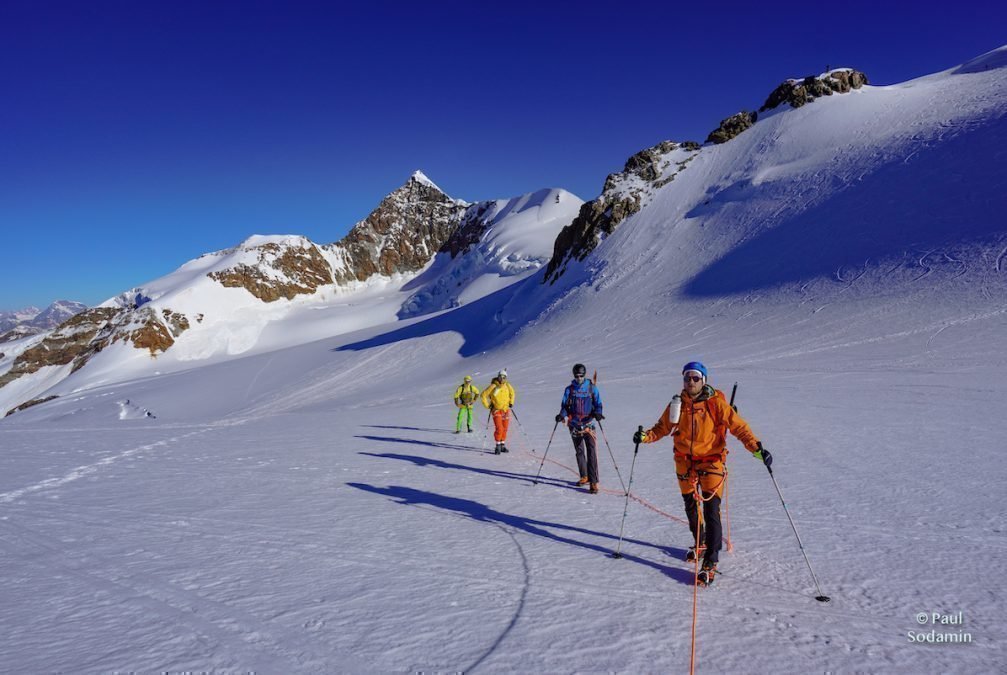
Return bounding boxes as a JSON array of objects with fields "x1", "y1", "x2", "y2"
[{"x1": 453, "y1": 375, "x2": 480, "y2": 433}]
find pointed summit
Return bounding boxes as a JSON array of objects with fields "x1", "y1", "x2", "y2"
[
  {"x1": 325, "y1": 173, "x2": 470, "y2": 284},
  {"x1": 409, "y1": 170, "x2": 444, "y2": 194}
]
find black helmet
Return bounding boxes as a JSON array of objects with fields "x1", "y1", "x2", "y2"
[{"x1": 572, "y1": 363, "x2": 587, "y2": 376}]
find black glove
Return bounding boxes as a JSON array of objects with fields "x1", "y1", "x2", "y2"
[
  {"x1": 509, "y1": 404, "x2": 514, "y2": 409},
  {"x1": 633, "y1": 429, "x2": 646, "y2": 444},
  {"x1": 555, "y1": 413, "x2": 565, "y2": 423},
  {"x1": 593, "y1": 412, "x2": 605, "y2": 421},
  {"x1": 754, "y1": 442, "x2": 773, "y2": 467}
]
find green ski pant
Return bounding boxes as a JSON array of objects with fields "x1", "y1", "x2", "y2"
[{"x1": 456, "y1": 405, "x2": 474, "y2": 431}]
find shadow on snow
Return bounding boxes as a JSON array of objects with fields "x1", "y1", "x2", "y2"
[
  {"x1": 359, "y1": 450, "x2": 576, "y2": 489},
  {"x1": 348, "y1": 482, "x2": 695, "y2": 585}
]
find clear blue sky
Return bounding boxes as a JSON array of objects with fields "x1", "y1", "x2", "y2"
[{"x1": 2, "y1": 0, "x2": 1004, "y2": 309}]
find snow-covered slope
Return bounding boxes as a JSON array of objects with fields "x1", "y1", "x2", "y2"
[
  {"x1": 399, "y1": 188, "x2": 582, "y2": 318},
  {"x1": 1, "y1": 49, "x2": 1005, "y2": 673},
  {"x1": 0, "y1": 180, "x2": 583, "y2": 416}
]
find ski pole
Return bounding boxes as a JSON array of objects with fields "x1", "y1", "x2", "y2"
[
  {"x1": 481, "y1": 410, "x2": 492, "y2": 453},
  {"x1": 765, "y1": 463, "x2": 831, "y2": 603},
  {"x1": 532, "y1": 420, "x2": 561, "y2": 485},
  {"x1": 596, "y1": 420, "x2": 627, "y2": 495},
  {"x1": 611, "y1": 426, "x2": 643, "y2": 559},
  {"x1": 725, "y1": 382, "x2": 737, "y2": 552},
  {"x1": 509, "y1": 407, "x2": 536, "y2": 454}
]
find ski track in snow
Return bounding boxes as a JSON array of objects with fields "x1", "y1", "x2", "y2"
[{"x1": 0, "y1": 430, "x2": 210, "y2": 504}]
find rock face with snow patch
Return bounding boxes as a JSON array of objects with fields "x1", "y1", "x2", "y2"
[
  {"x1": 760, "y1": 69, "x2": 868, "y2": 111},
  {"x1": 0, "y1": 308, "x2": 120, "y2": 390},
  {"x1": 706, "y1": 111, "x2": 759, "y2": 144},
  {"x1": 208, "y1": 240, "x2": 334, "y2": 302},
  {"x1": 326, "y1": 171, "x2": 470, "y2": 284},
  {"x1": 544, "y1": 141, "x2": 699, "y2": 283},
  {"x1": 0, "y1": 304, "x2": 193, "y2": 399}
]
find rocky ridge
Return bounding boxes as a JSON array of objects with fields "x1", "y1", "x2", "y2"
[
  {"x1": 544, "y1": 66, "x2": 870, "y2": 282},
  {"x1": 324, "y1": 171, "x2": 470, "y2": 284},
  {"x1": 0, "y1": 172, "x2": 478, "y2": 414},
  {"x1": 544, "y1": 141, "x2": 699, "y2": 283},
  {"x1": 0, "y1": 304, "x2": 194, "y2": 406},
  {"x1": 208, "y1": 239, "x2": 334, "y2": 302},
  {"x1": 760, "y1": 69, "x2": 869, "y2": 112}
]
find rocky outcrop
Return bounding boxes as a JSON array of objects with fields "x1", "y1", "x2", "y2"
[
  {"x1": 0, "y1": 304, "x2": 193, "y2": 396},
  {"x1": 706, "y1": 111, "x2": 758, "y2": 144},
  {"x1": 0, "y1": 307, "x2": 120, "y2": 389},
  {"x1": 760, "y1": 69, "x2": 869, "y2": 111},
  {"x1": 544, "y1": 141, "x2": 699, "y2": 283},
  {"x1": 702, "y1": 69, "x2": 868, "y2": 146},
  {"x1": 438, "y1": 202, "x2": 497, "y2": 258},
  {"x1": 114, "y1": 307, "x2": 190, "y2": 355},
  {"x1": 325, "y1": 172, "x2": 469, "y2": 283},
  {"x1": 5, "y1": 395, "x2": 58, "y2": 417},
  {"x1": 209, "y1": 242, "x2": 334, "y2": 302}
]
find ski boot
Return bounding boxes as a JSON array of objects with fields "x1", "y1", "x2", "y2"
[
  {"x1": 697, "y1": 560, "x2": 718, "y2": 587},
  {"x1": 500, "y1": 444, "x2": 509, "y2": 453},
  {"x1": 576, "y1": 476, "x2": 590, "y2": 486},
  {"x1": 494, "y1": 442, "x2": 502, "y2": 455},
  {"x1": 589, "y1": 482, "x2": 599, "y2": 494},
  {"x1": 685, "y1": 545, "x2": 707, "y2": 563},
  {"x1": 467, "y1": 427, "x2": 473, "y2": 433}
]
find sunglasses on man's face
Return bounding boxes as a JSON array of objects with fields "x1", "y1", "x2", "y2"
[
  {"x1": 683, "y1": 375, "x2": 703, "y2": 383},
  {"x1": 574, "y1": 374, "x2": 585, "y2": 379}
]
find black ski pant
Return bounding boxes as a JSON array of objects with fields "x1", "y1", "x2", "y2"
[
  {"x1": 682, "y1": 492, "x2": 722, "y2": 564},
  {"x1": 571, "y1": 428, "x2": 599, "y2": 484}
]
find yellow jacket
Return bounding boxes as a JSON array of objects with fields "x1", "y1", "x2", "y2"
[
  {"x1": 481, "y1": 380, "x2": 515, "y2": 411},
  {"x1": 453, "y1": 383, "x2": 481, "y2": 407}
]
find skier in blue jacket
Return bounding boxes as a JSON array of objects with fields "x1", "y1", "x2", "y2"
[{"x1": 556, "y1": 363, "x2": 604, "y2": 493}]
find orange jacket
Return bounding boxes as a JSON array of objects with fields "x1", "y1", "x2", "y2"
[{"x1": 642, "y1": 386, "x2": 760, "y2": 459}]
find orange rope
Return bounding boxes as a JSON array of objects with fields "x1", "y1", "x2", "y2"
[
  {"x1": 724, "y1": 469, "x2": 732, "y2": 553},
  {"x1": 519, "y1": 447, "x2": 690, "y2": 525},
  {"x1": 689, "y1": 477, "x2": 703, "y2": 675}
]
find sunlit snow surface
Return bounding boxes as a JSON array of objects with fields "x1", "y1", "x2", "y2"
[{"x1": 1, "y1": 51, "x2": 1006, "y2": 672}]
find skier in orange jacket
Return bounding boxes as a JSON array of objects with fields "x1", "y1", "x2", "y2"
[{"x1": 634, "y1": 361, "x2": 772, "y2": 585}]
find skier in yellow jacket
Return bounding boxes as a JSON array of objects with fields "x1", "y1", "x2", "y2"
[
  {"x1": 453, "y1": 375, "x2": 480, "y2": 434},
  {"x1": 481, "y1": 369, "x2": 516, "y2": 455}
]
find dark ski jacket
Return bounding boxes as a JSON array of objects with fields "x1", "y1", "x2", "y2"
[{"x1": 559, "y1": 378, "x2": 602, "y2": 429}]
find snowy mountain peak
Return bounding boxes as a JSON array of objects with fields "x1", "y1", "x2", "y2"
[
  {"x1": 325, "y1": 174, "x2": 471, "y2": 284},
  {"x1": 409, "y1": 170, "x2": 443, "y2": 193}
]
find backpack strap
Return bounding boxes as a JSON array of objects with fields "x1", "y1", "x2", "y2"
[{"x1": 707, "y1": 389, "x2": 728, "y2": 445}]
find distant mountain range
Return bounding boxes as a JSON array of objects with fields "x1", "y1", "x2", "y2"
[{"x1": 0, "y1": 301, "x2": 87, "y2": 342}]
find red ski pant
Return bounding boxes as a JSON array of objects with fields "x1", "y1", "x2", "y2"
[{"x1": 492, "y1": 409, "x2": 510, "y2": 442}]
